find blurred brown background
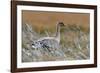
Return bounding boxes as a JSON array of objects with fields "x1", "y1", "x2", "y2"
[{"x1": 22, "y1": 10, "x2": 90, "y2": 33}]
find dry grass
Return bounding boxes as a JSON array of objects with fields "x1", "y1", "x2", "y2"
[{"x1": 22, "y1": 23, "x2": 90, "y2": 62}]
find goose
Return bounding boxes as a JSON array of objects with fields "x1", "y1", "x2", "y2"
[{"x1": 31, "y1": 22, "x2": 65, "y2": 51}]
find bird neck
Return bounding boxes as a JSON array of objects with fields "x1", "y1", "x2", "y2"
[{"x1": 55, "y1": 25, "x2": 60, "y2": 43}]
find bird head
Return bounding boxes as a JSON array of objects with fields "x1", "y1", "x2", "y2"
[{"x1": 58, "y1": 22, "x2": 65, "y2": 27}]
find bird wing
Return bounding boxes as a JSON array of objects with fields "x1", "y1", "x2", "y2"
[{"x1": 38, "y1": 38, "x2": 59, "y2": 49}]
